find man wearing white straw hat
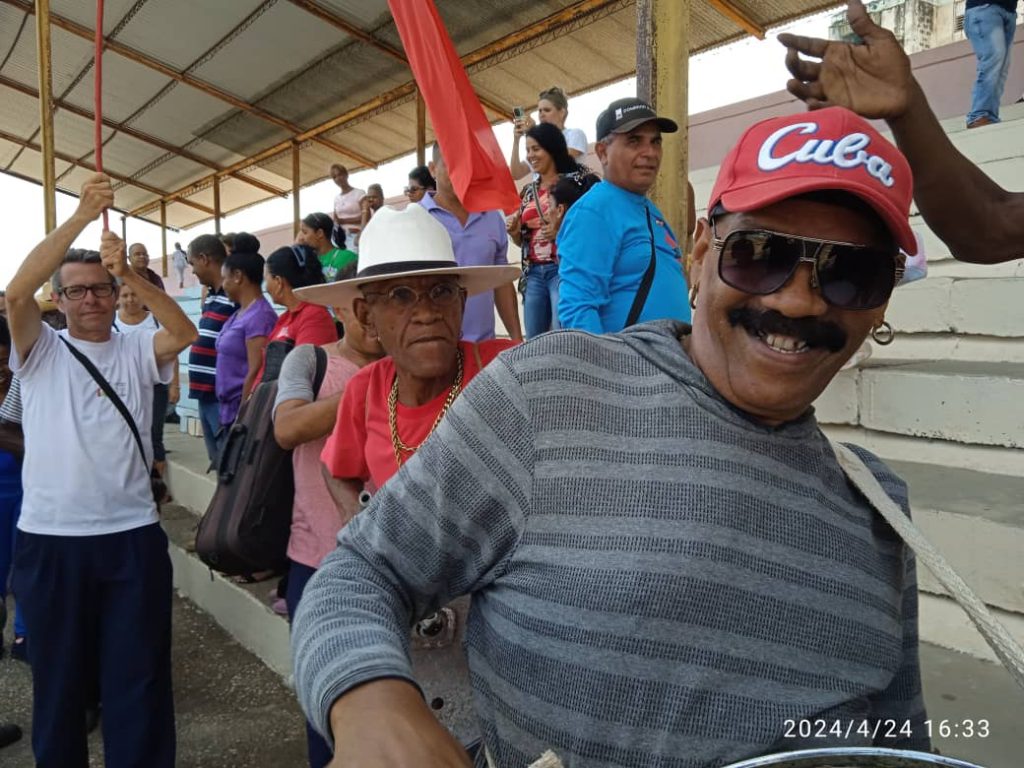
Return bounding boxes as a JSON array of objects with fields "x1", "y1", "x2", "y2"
[{"x1": 295, "y1": 202, "x2": 520, "y2": 487}]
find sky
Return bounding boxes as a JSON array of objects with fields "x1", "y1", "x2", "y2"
[{"x1": 0, "y1": 6, "x2": 838, "y2": 288}]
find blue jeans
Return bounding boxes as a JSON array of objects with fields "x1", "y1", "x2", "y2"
[
  {"x1": 197, "y1": 399, "x2": 222, "y2": 465},
  {"x1": 0, "y1": 479, "x2": 26, "y2": 639},
  {"x1": 965, "y1": 4, "x2": 1018, "y2": 125},
  {"x1": 523, "y1": 262, "x2": 561, "y2": 339}
]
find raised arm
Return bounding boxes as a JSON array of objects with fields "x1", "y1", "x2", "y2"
[
  {"x1": 509, "y1": 115, "x2": 535, "y2": 180},
  {"x1": 292, "y1": 356, "x2": 534, "y2": 765},
  {"x1": 99, "y1": 232, "x2": 198, "y2": 365},
  {"x1": 6, "y1": 174, "x2": 113, "y2": 361},
  {"x1": 779, "y1": 0, "x2": 1024, "y2": 264}
]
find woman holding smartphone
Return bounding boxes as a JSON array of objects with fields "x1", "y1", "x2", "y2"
[{"x1": 508, "y1": 86, "x2": 588, "y2": 179}]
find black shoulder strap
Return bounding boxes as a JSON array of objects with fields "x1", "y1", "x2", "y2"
[
  {"x1": 312, "y1": 345, "x2": 329, "y2": 398},
  {"x1": 59, "y1": 336, "x2": 149, "y2": 469},
  {"x1": 625, "y1": 205, "x2": 657, "y2": 328}
]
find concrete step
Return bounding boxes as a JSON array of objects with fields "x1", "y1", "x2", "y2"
[
  {"x1": 823, "y1": 425, "x2": 1024, "y2": 478},
  {"x1": 816, "y1": 360, "x2": 1024, "y2": 449},
  {"x1": 869, "y1": 335, "x2": 1024, "y2": 365},
  {"x1": 886, "y1": 461, "x2": 1024, "y2": 614},
  {"x1": 161, "y1": 503, "x2": 293, "y2": 679},
  {"x1": 887, "y1": 277, "x2": 1024, "y2": 338}
]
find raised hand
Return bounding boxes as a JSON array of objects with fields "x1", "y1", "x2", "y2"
[
  {"x1": 76, "y1": 173, "x2": 115, "y2": 221},
  {"x1": 778, "y1": 0, "x2": 914, "y2": 119},
  {"x1": 99, "y1": 230, "x2": 129, "y2": 279}
]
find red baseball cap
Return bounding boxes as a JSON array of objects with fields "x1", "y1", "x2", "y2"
[{"x1": 707, "y1": 107, "x2": 917, "y2": 254}]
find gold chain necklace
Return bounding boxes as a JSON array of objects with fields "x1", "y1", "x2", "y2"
[{"x1": 388, "y1": 350, "x2": 464, "y2": 467}]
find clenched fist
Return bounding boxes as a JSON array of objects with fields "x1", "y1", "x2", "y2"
[
  {"x1": 99, "y1": 230, "x2": 129, "y2": 279},
  {"x1": 76, "y1": 173, "x2": 115, "y2": 222}
]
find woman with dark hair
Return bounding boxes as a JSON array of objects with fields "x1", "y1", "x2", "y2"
[
  {"x1": 509, "y1": 85, "x2": 588, "y2": 179},
  {"x1": 404, "y1": 165, "x2": 435, "y2": 204},
  {"x1": 298, "y1": 212, "x2": 357, "y2": 282},
  {"x1": 509, "y1": 122, "x2": 597, "y2": 338},
  {"x1": 215, "y1": 250, "x2": 278, "y2": 429},
  {"x1": 253, "y1": 245, "x2": 337, "y2": 382}
]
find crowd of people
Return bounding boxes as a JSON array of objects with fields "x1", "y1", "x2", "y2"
[{"x1": 3, "y1": 1, "x2": 1023, "y2": 765}]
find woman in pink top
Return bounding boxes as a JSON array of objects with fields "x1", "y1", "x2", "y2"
[{"x1": 271, "y1": 303, "x2": 382, "y2": 768}]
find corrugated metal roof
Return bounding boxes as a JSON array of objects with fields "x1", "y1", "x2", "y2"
[{"x1": 0, "y1": 0, "x2": 841, "y2": 229}]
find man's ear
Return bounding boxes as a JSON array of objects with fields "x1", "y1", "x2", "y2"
[
  {"x1": 690, "y1": 218, "x2": 712, "y2": 274},
  {"x1": 594, "y1": 139, "x2": 609, "y2": 166},
  {"x1": 353, "y1": 297, "x2": 374, "y2": 334}
]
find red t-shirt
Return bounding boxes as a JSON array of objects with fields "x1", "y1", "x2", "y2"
[
  {"x1": 254, "y1": 301, "x2": 337, "y2": 382},
  {"x1": 322, "y1": 339, "x2": 516, "y2": 488}
]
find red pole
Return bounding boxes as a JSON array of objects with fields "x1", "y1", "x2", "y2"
[{"x1": 94, "y1": 0, "x2": 108, "y2": 230}]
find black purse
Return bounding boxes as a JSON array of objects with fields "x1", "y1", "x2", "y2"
[{"x1": 59, "y1": 337, "x2": 167, "y2": 506}]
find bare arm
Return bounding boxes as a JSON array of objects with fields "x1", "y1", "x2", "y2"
[
  {"x1": 494, "y1": 283, "x2": 523, "y2": 342},
  {"x1": 100, "y1": 233, "x2": 198, "y2": 366},
  {"x1": 508, "y1": 115, "x2": 535, "y2": 180},
  {"x1": 887, "y1": 83, "x2": 1024, "y2": 264},
  {"x1": 780, "y1": 0, "x2": 1024, "y2": 264},
  {"x1": 0, "y1": 422, "x2": 24, "y2": 461},
  {"x1": 274, "y1": 393, "x2": 343, "y2": 450},
  {"x1": 6, "y1": 174, "x2": 114, "y2": 361},
  {"x1": 242, "y1": 335, "x2": 267, "y2": 402},
  {"x1": 319, "y1": 463, "x2": 364, "y2": 514}
]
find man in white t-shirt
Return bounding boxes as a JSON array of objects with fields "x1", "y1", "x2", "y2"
[
  {"x1": 330, "y1": 163, "x2": 366, "y2": 253},
  {"x1": 4, "y1": 173, "x2": 198, "y2": 767}
]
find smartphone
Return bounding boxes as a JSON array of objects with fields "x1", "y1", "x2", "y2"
[{"x1": 513, "y1": 106, "x2": 525, "y2": 121}]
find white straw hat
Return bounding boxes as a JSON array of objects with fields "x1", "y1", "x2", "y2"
[{"x1": 294, "y1": 203, "x2": 520, "y2": 308}]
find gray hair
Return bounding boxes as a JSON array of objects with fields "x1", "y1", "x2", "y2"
[{"x1": 51, "y1": 249, "x2": 108, "y2": 293}]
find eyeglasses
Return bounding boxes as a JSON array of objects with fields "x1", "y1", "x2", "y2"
[
  {"x1": 404, "y1": 186, "x2": 425, "y2": 195},
  {"x1": 59, "y1": 283, "x2": 117, "y2": 301},
  {"x1": 362, "y1": 282, "x2": 464, "y2": 311},
  {"x1": 711, "y1": 219, "x2": 904, "y2": 310}
]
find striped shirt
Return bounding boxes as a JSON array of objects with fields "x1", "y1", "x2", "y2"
[
  {"x1": 0, "y1": 375, "x2": 21, "y2": 424},
  {"x1": 292, "y1": 321, "x2": 928, "y2": 767},
  {"x1": 187, "y1": 287, "x2": 237, "y2": 402}
]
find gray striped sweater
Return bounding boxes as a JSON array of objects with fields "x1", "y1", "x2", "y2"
[{"x1": 292, "y1": 320, "x2": 929, "y2": 767}]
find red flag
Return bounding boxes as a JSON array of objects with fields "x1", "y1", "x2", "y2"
[{"x1": 388, "y1": 0, "x2": 520, "y2": 214}]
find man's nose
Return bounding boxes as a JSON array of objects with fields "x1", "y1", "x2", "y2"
[{"x1": 760, "y1": 262, "x2": 828, "y2": 318}]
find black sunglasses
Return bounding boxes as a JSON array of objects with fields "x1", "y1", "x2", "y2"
[{"x1": 711, "y1": 219, "x2": 904, "y2": 311}]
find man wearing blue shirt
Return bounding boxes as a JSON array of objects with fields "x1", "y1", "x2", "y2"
[{"x1": 557, "y1": 97, "x2": 691, "y2": 333}]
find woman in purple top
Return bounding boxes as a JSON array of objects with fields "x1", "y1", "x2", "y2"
[{"x1": 215, "y1": 249, "x2": 279, "y2": 428}]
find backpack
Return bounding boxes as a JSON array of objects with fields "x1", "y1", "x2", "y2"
[{"x1": 195, "y1": 343, "x2": 327, "y2": 576}]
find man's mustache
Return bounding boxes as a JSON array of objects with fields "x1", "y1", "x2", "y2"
[{"x1": 727, "y1": 307, "x2": 847, "y2": 353}]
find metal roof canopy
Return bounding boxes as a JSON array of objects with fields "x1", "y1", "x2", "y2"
[{"x1": 0, "y1": 0, "x2": 841, "y2": 232}]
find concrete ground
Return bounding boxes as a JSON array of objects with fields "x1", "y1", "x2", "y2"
[{"x1": 0, "y1": 592, "x2": 308, "y2": 768}]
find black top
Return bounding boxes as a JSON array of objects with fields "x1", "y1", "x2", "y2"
[{"x1": 965, "y1": 0, "x2": 1018, "y2": 13}]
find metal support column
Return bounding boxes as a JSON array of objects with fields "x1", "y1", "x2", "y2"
[
  {"x1": 416, "y1": 87, "x2": 426, "y2": 167},
  {"x1": 35, "y1": 0, "x2": 57, "y2": 234},
  {"x1": 160, "y1": 200, "x2": 168, "y2": 277},
  {"x1": 292, "y1": 143, "x2": 301, "y2": 238},
  {"x1": 213, "y1": 176, "x2": 222, "y2": 235},
  {"x1": 120, "y1": 215, "x2": 127, "y2": 241},
  {"x1": 636, "y1": 0, "x2": 690, "y2": 254}
]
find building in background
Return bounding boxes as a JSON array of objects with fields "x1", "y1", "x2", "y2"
[{"x1": 830, "y1": 0, "x2": 1023, "y2": 55}]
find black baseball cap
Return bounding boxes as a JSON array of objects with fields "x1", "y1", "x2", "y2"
[{"x1": 595, "y1": 97, "x2": 679, "y2": 140}]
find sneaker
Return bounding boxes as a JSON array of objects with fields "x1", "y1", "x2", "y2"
[
  {"x1": 967, "y1": 115, "x2": 995, "y2": 129},
  {"x1": 10, "y1": 636, "x2": 27, "y2": 663},
  {"x1": 0, "y1": 723, "x2": 23, "y2": 749}
]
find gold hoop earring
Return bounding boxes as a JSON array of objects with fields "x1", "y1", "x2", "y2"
[
  {"x1": 871, "y1": 320, "x2": 895, "y2": 346},
  {"x1": 689, "y1": 284, "x2": 699, "y2": 310}
]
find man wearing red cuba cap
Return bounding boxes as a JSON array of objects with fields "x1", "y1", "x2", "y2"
[{"x1": 291, "y1": 107, "x2": 930, "y2": 767}]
